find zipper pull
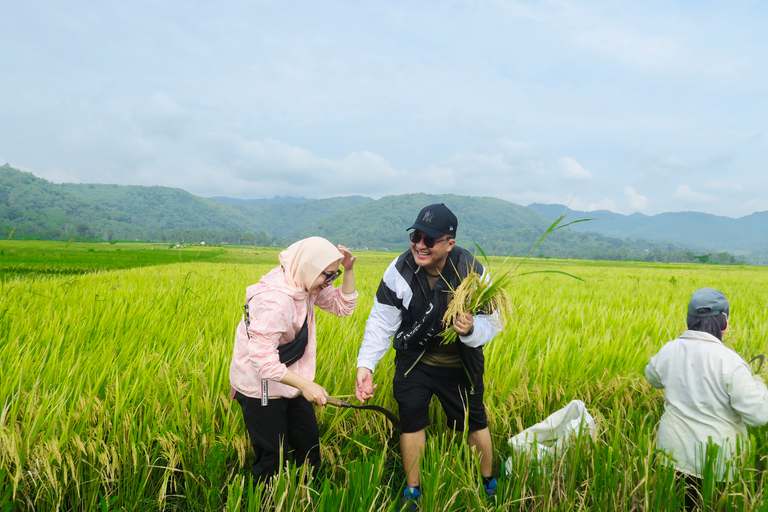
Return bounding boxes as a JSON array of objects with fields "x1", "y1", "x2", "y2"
[{"x1": 261, "y1": 381, "x2": 269, "y2": 406}]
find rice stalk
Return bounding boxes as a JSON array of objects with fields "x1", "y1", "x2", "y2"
[{"x1": 441, "y1": 212, "x2": 585, "y2": 344}]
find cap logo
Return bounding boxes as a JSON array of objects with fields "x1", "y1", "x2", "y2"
[{"x1": 423, "y1": 211, "x2": 434, "y2": 224}]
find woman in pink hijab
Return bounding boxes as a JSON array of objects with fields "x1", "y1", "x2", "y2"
[{"x1": 229, "y1": 236, "x2": 358, "y2": 483}]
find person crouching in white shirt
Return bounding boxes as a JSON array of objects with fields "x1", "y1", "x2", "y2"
[{"x1": 645, "y1": 287, "x2": 768, "y2": 510}]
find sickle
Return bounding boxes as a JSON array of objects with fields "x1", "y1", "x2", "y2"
[
  {"x1": 749, "y1": 354, "x2": 765, "y2": 374},
  {"x1": 326, "y1": 396, "x2": 401, "y2": 430}
]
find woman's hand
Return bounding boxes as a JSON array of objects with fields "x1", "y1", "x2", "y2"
[
  {"x1": 301, "y1": 381, "x2": 329, "y2": 406},
  {"x1": 280, "y1": 370, "x2": 329, "y2": 406},
  {"x1": 338, "y1": 245, "x2": 356, "y2": 270}
]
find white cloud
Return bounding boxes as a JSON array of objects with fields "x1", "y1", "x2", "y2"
[
  {"x1": 498, "y1": 139, "x2": 535, "y2": 160},
  {"x1": 673, "y1": 185, "x2": 713, "y2": 202},
  {"x1": 570, "y1": 25, "x2": 681, "y2": 71},
  {"x1": 557, "y1": 157, "x2": 592, "y2": 180},
  {"x1": 586, "y1": 199, "x2": 618, "y2": 212},
  {"x1": 139, "y1": 93, "x2": 192, "y2": 140},
  {"x1": 447, "y1": 152, "x2": 510, "y2": 174},
  {"x1": 624, "y1": 186, "x2": 648, "y2": 209},
  {"x1": 703, "y1": 180, "x2": 744, "y2": 192},
  {"x1": 422, "y1": 165, "x2": 457, "y2": 188},
  {"x1": 740, "y1": 198, "x2": 768, "y2": 216},
  {"x1": 218, "y1": 136, "x2": 402, "y2": 189}
]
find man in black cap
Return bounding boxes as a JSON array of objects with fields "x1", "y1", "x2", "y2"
[
  {"x1": 645, "y1": 287, "x2": 768, "y2": 510},
  {"x1": 354, "y1": 203, "x2": 500, "y2": 508}
]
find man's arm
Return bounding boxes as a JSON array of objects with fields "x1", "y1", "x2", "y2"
[
  {"x1": 357, "y1": 296, "x2": 403, "y2": 372},
  {"x1": 355, "y1": 259, "x2": 410, "y2": 402},
  {"x1": 354, "y1": 295, "x2": 403, "y2": 402}
]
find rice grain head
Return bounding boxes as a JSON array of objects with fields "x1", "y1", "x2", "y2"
[{"x1": 441, "y1": 262, "x2": 515, "y2": 344}]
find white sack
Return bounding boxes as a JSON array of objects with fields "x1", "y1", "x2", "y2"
[{"x1": 504, "y1": 399, "x2": 596, "y2": 475}]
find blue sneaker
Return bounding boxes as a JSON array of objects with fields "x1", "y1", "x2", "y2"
[
  {"x1": 401, "y1": 486, "x2": 420, "y2": 511},
  {"x1": 483, "y1": 478, "x2": 497, "y2": 501}
]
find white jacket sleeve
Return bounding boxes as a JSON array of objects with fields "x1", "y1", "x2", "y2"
[
  {"x1": 726, "y1": 363, "x2": 768, "y2": 427},
  {"x1": 459, "y1": 311, "x2": 501, "y2": 348},
  {"x1": 458, "y1": 264, "x2": 502, "y2": 348},
  {"x1": 356, "y1": 297, "x2": 401, "y2": 373},
  {"x1": 644, "y1": 351, "x2": 665, "y2": 389}
]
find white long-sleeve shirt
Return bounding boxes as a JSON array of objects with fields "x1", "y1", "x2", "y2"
[{"x1": 645, "y1": 330, "x2": 768, "y2": 480}]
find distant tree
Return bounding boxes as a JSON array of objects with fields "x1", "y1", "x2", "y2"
[
  {"x1": 256, "y1": 231, "x2": 271, "y2": 246},
  {"x1": 75, "y1": 223, "x2": 94, "y2": 239}
]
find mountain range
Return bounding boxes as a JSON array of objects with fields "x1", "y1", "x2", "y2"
[
  {"x1": 527, "y1": 203, "x2": 768, "y2": 255},
  {"x1": 2, "y1": 164, "x2": 766, "y2": 264}
]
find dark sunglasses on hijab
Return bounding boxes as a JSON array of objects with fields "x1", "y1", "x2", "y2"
[
  {"x1": 409, "y1": 231, "x2": 449, "y2": 249},
  {"x1": 321, "y1": 269, "x2": 342, "y2": 284}
]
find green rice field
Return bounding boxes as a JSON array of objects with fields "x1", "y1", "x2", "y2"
[{"x1": 1, "y1": 240, "x2": 767, "y2": 511}]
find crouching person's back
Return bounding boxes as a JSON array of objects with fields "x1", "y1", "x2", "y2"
[{"x1": 645, "y1": 287, "x2": 768, "y2": 510}]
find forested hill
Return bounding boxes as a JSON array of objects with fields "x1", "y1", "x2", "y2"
[
  {"x1": 62, "y1": 179, "x2": 372, "y2": 240},
  {"x1": 0, "y1": 164, "x2": 371, "y2": 243},
  {"x1": 1, "y1": 164, "x2": 762, "y2": 263}
]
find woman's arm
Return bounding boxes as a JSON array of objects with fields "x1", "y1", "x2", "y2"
[
  {"x1": 339, "y1": 244, "x2": 356, "y2": 295},
  {"x1": 280, "y1": 370, "x2": 329, "y2": 406}
]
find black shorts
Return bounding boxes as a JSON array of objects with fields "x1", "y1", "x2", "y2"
[{"x1": 393, "y1": 362, "x2": 487, "y2": 434}]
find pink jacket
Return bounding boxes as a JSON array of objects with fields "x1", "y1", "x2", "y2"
[{"x1": 229, "y1": 266, "x2": 358, "y2": 400}]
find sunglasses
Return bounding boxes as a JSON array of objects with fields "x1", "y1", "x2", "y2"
[
  {"x1": 409, "y1": 231, "x2": 450, "y2": 249},
  {"x1": 320, "y1": 269, "x2": 342, "y2": 284}
]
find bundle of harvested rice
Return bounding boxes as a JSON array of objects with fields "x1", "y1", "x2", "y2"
[
  {"x1": 440, "y1": 213, "x2": 587, "y2": 344},
  {"x1": 440, "y1": 253, "x2": 514, "y2": 344}
]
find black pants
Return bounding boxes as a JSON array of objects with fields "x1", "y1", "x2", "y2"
[
  {"x1": 234, "y1": 391, "x2": 320, "y2": 483},
  {"x1": 677, "y1": 472, "x2": 701, "y2": 511}
]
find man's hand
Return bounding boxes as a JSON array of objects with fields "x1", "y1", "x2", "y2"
[
  {"x1": 355, "y1": 367, "x2": 377, "y2": 403},
  {"x1": 453, "y1": 312, "x2": 474, "y2": 336}
]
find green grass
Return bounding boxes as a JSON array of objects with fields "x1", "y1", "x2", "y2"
[
  {"x1": 1, "y1": 240, "x2": 768, "y2": 511},
  {"x1": 0, "y1": 240, "x2": 298, "y2": 279}
]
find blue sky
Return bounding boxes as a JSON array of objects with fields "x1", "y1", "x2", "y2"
[{"x1": 2, "y1": 1, "x2": 766, "y2": 217}]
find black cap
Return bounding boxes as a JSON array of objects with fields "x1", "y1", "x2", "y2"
[
  {"x1": 688, "y1": 287, "x2": 729, "y2": 318},
  {"x1": 407, "y1": 203, "x2": 458, "y2": 238}
]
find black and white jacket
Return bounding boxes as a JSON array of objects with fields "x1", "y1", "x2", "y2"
[{"x1": 356, "y1": 246, "x2": 500, "y2": 391}]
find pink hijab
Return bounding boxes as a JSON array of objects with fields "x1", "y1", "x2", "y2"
[{"x1": 279, "y1": 237, "x2": 343, "y2": 290}]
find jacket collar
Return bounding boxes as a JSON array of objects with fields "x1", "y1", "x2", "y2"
[{"x1": 679, "y1": 329, "x2": 723, "y2": 345}]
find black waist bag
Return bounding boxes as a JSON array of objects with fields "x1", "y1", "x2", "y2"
[
  {"x1": 277, "y1": 318, "x2": 309, "y2": 366},
  {"x1": 243, "y1": 303, "x2": 309, "y2": 366}
]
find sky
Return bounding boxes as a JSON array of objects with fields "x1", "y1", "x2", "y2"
[{"x1": 2, "y1": 1, "x2": 767, "y2": 218}]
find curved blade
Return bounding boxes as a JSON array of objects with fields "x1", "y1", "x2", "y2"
[
  {"x1": 326, "y1": 397, "x2": 401, "y2": 430},
  {"x1": 749, "y1": 354, "x2": 765, "y2": 374}
]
